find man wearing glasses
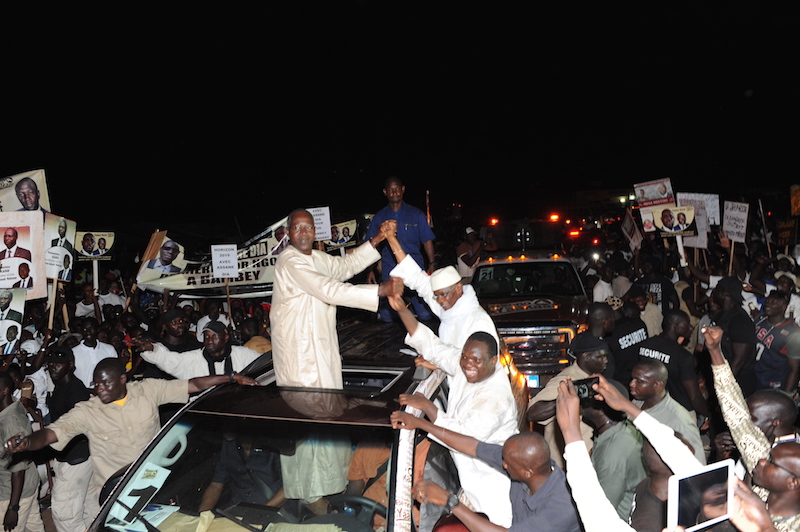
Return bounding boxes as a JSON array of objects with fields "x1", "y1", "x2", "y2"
[{"x1": 270, "y1": 209, "x2": 402, "y2": 390}]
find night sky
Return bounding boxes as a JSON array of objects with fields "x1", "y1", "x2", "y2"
[{"x1": 3, "y1": 3, "x2": 799, "y2": 247}]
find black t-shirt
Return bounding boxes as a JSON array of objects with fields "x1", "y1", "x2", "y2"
[
  {"x1": 47, "y1": 377, "x2": 91, "y2": 464},
  {"x1": 634, "y1": 276, "x2": 678, "y2": 314},
  {"x1": 607, "y1": 316, "x2": 649, "y2": 386},
  {"x1": 715, "y1": 306, "x2": 757, "y2": 397}
]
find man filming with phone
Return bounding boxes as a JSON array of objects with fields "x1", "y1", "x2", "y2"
[{"x1": 527, "y1": 331, "x2": 610, "y2": 467}]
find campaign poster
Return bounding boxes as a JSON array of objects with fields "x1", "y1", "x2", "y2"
[
  {"x1": 0, "y1": 288, "x2": 26, "y2": 348},
  {"x1": 0, "y1": 211, "x2": 46, "y2": 300},
  {"x1": 0, "y1": 169, "x2": 51, "y2": 216},
  {"x1": 634, "y1": 178, "x2": 675, "y2": 233},
  {"x1": 653, "y1": 206, "x2": 697, "y2": 238},
  {"x1": 76, "y1": 231, "x2": 116, "y2": 261},
  {"x1": 323, "y1": 218, "x2": 360, "y2": 255},
  {"x1": 45, "y1": 214, "x2": 77, "y2": 282},
  {"x1": 136, "y1": 232, "x2": 192, "y2": 285}
]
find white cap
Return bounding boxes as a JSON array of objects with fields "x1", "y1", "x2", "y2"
[
  {"x1": 430, "y1": 266, "x2": 462, "y2": 292},
  {"x1": 775, "y1": 271, "x2": 798, "y2": 287},
  {"x1": 465, "y1": 227, "x2": 476, "y2": 235}
]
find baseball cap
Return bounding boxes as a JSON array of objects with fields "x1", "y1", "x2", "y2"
[
  {"x1": 46, "y1": 346, "x2": 74, "y2": 362},
  {"x1": 202, "y1": 321, "x2": 228, "y2": 336},
  {"x1": 568, "y1": 331, "x2": 609, "y2": 357},
  {"x1": 161, "y1": 308, "x2": 184, "y2": 322}
]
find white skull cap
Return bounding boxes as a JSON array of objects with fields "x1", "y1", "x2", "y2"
[{"x1": 430, "y1": 266, "x2": 462, "y2": 292}]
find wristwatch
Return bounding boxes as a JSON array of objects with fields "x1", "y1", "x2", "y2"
[
  {"x1": 8, "y1": 504, "x2": 19, "y2": 512},
  {"x1": 443, "y1": 493, "x2": 460, "y2": 514},
  {"x1": 228, "y1": 372, "x2": 236, "y2": 383}
]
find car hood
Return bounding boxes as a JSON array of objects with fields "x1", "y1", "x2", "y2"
[{"x1": 479, "y1": 294, "x2": 589, "y2": 326}]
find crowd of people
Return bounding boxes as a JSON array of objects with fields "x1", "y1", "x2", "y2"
[{"x1": 0, "y1": 175, "x2": 799, "y2": 532}]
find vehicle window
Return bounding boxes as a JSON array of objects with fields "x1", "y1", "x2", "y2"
[
  {"x1": 98, "y1": 412, "x2": 396, "y2": 532},
  {"x1": 473, "y1": 263, "x2": 583, "y2": 297}
]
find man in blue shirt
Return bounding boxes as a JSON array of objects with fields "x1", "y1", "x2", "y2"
[
  {"x1": 391, "y1": 409, "x2": 582, "y2": 532},
  {"x1": 366, "y1": 176, "x2": 436, "y2": 322}
]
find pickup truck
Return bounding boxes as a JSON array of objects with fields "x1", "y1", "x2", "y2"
[{"x1": 470, "y1": 253, "x2": 590, "y2": 396}]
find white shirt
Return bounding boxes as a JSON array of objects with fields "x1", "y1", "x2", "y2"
[
  {"x1": 140, "y1": 343, "x2": 261, "y2": 380},
  {"x1": 405, "y1": 323, "x2": 518, "y2": 527},
  {"x1": 564, "y1": 411, "x2": 703, "y2": 532},
  {"x1": 73, "y1": 341, "x2": 119, "y2": 388},
  {"x1": 593, "y1": 278, "x2": 614, "y2": 303},
  {"x1": 99, "y1": 292, "x2": 126, "y2": 309}
]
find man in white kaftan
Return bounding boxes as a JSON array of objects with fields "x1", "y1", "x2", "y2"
[
  {"x1": 270, "y1": 212, "x2": 401, "y2": 389},
  {"x1": 387, "y1": 280, "x2": 518, "y2": 527},
  {"x1": 268, "y1": 210, "x2": 403, "y2": 505}
]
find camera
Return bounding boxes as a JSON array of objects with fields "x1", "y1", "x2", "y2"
[{"x1": 572, "y1": 376, "x2": 599, "y2": 401}]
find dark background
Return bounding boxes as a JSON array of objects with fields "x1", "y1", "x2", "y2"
[{"x1": 2, "y1": 3, "x2": 798, "y2": 249}]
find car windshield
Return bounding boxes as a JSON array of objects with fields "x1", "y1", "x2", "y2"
[
  {"x1": 472, "y1": 262, "x2": 584, "y2": 297},
  {"x1": 95, "y1": 410, "x2": 397, "y2": 532}
]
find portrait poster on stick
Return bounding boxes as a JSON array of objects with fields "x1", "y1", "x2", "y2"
[
  {"x1": 45, "y1": 214, "x2": 77, "y2": 282},
  {"x1": 76, "y1": 231, "x2": 116, "y2": 261},
  {"x1": 0, "y1": 211, "x2": 46, "y2": 300}
]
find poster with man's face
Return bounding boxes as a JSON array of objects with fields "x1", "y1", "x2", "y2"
[
  {"x1": 137, "y1": 233, "x2": 187, "y2": 285},
  {"x1": 0, "y1": 288, "x2": 26, "y2": 337},
  {"x1": 0, "y1": 211, "x2": 46, "y2": 300},
  {"x1": 76, "y1": 231, "x2": 116, "y2": 261},
  {"x1": 653, "y1": 206, "x2": 697, "y2": 237},
  {"x1": 45, "y1": 214, "x2": 77, "y2": 281},
  {"x1": 0, "y1": 169, "x2": 51, "y2": 215}
]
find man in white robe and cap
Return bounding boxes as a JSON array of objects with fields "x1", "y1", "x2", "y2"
[{"x1": 385, "y1": 232, "x2": 500, "y2": 368}]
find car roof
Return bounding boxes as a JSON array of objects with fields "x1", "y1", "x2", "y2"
[
  {"x1": 186, "y1": 368, "x2": 416, "y2": 426},
  {"x1": 184, "y1": 315, "x2": 419, "y2": 426}
]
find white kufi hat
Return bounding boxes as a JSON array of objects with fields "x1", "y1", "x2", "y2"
[{"x1": 430, "y1": 266, "x2": 462, "y2": 292}]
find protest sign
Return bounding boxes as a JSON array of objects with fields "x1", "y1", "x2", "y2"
[
  {"x1": 0, "y1": 169, "x2": 51, "y2": 215},
  {"x1": 310, "y1": 206, "x2": 332, "y2": 242},
  {"x1": 677, "y1": 192, "x2": 720, "y2": 226},
  {"x1": 722, "y1": 201, "x2": 749, "y2": 244},
  {"x1": 211, "y1": 245, "x2": 239, "y2": 279},
  {"x1": 0, "y1": 211, "x2": 46, "y2": 300},
  {"x1": 677, "y1": 193, "x2": 719, "y2": 249}
]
